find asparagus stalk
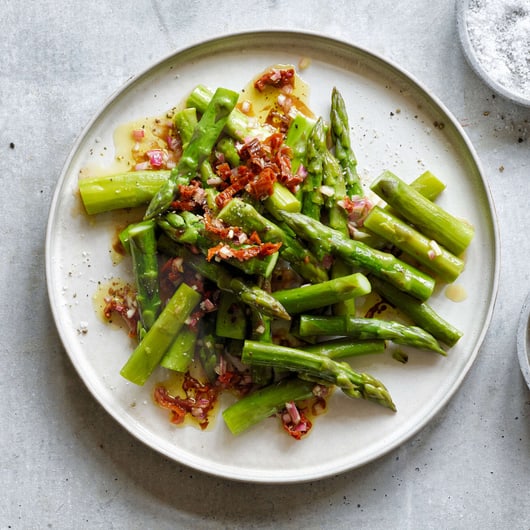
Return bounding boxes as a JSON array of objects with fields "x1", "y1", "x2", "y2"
[
  {"x1": 186, "y1": 84, "x2": 274, "y2": 141},
  {"x1": 217, "y1": 198, "x2": 328, "y2": 284},
  {"x1": 215, "y1": 136, "x2": 240, "y2": 167},
  {"x1": 173, "y1": 107, "x2": 198, "y2": 148},
  {"x1": 187, "y1": 84, "x2": 302, "y2": 216},
  {"x1": 284, "y1": 113, "x2": 316, "y2": 176},
  {"x1": 298, "y1": 315, "x2": 445, "y2": 355},
  {"x1": 303, "y1": 339, "x2": 386, "y2": 359},
  {"x1": 363, "y1": 206, "x2": 465, "y2": 283},
  {"x1": 301, "y1": 117, "x2": 326, "y2": 219},
  {"x1": 242, "y1": 340, "x2": 396, "y2": 410},
  {"x1": 158, "y1": 211, "x2": 279, "y2": 278},
  {"x1": 330, "y1": 87, "x2": 363, "y2": 197},
  {"x1": 160, "y1": 325, "x2": 197, "y2": 372},
  {"x1": 223, "y1": 378, "x2": 316, "y2": 435},
  {"x1": 369, "y1": 275, "x2": 463, "y2": 347},
  {"x1": 215, "y1": 291, "x2": 247, "y2": 340},
  {"x1": 322, "y1": 149, "x2": 349, "y2": 234},
  {"x1": 370, "y1": 171, "x2": 474, "y2": 256},
  {"x1": 145, "y1": 87, "x2": 239, "y2": 219},
  {"x1": 408, "y1": 170, "x2": 446, "y2": 201},
  {"x1": 249, "y1": 309, "x2": 273, "y2": 386},
  {"x1": 79, "y1": 170, "x2": 171, "y2": 215},
  {"x1": 271, "y1": 272, "x2": 371, "y2": 314},
  {"x1": 120, "y1": 282, "x2": 201, "y2": 385},
  {"x1": 197, "y1": 316, "x2": 221, "y2": 384},
  {"x1": 157, "y1": 238, "x2": 290, "y2": 320},
  {"x1": 279, "y1": 211, "x2": 435, "y2": 301},
  {"x1": 127, "y1": 219, "x2": 162, "y2": 332}
]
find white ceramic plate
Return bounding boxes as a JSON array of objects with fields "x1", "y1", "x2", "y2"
[{"x1": 46, "y1": 31, "x2": 499, "y2": 483}]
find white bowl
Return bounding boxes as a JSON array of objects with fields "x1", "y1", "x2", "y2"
[{"x1": 456, "y1": 0, "x2": 530, "y2": 107}]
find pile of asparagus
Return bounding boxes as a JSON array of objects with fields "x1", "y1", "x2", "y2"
[{"x1": 78, "y1": 70, "x2": 473, "y2": 437}]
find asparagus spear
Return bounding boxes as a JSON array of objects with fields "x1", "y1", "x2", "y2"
[
  {"x1": 186, "y1": 84, "x2": 274, "y2": 141},
  {"x1": 217, "y1": 197, "x2": 328, "y2": 284},
  {"x1": 298, "y1": 315, "x2": 445, "y2": 355},
  {"x1": 173, "y1": 107, "x2": 198, "y2": 148},
  {"x1": 120, "y1": 282, "x2": 201, "y2": 385},
  {"x1": 197, "y1": 316, "x2": 221, "y2": 384},
  {"x1": 279, "y1": 211, "x2": 435, "y2": 301},
  {"x1": 271, "y1": 272, "x2": 371, "y2": 314},
  {"x1": 369, "y1": 276, "x2": 463, "y2": 347},
  {"x1": 363, "y1": 206, "x2": 465, "y2": 283},
  {"x1": 157, "y1": 237, "x2": 290, "y2": 320},
  {"x1": 223, "y1": 378, "x2": 316, "y2": 435},
  {"x1": 187, "y1": 84, "x2": 302, "y2": 216},
  {"x1": 79, "y1": 170, "x2": 171, "y2": 215},
  {"x1": 242, "y1": 340, "x2": 396, "y2": 410},
  {"x1": 249, "y1": 309, "x2": 273, "y2": 386},
  {"x1": 157, "y1": 211, "x2": 279, "y2": 278},
  {"x1": 145, "y1": 87, "x2": 240, "y2": 219},
  {"x1": 370, "y1": 171, "x2": 474, "y2": 256},
  {"x1": 303, "y1": 339, "x2": 386, "y2": 359},
  {"x1": 301, "y1": 117, "x2": 326, "y2": 219},
  {"x1": 330, "y1": 87, "x2": 363, "y2": 197},
  {"x1": 215, "y1": 136, "x2": 240, "y2": 167},
  {"x1": 215, "y1": 291, "x2": 247, "y2": 340},
  {"x1": 408, "y1": 170, "x2": 446, "y2": 201},
  {"x1": 127, "y1": 219, "x2": 162, "y2": 332},
  {"x1": 284, "y1": 113, "x2": 316, "y2": 176},
  {"x1": 160, "y1": 325, "x2": 197, "y2": 372}
]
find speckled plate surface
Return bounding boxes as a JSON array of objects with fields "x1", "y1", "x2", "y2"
[{"x1": 46, "y1": 31, "x2": 499, "y2": 483}]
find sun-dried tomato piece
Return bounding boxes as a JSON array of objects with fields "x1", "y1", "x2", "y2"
[{"x1": 254, "y1": 67, "x2": 295, "y2": 92}]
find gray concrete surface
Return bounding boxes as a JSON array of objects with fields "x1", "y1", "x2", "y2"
[{"x1": 1, "y1": 0, "x2": 529, "y2": 528}]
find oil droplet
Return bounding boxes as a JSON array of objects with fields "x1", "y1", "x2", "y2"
[{"x1": 445, "y1": 283, "x2": 468, "y2": 302}]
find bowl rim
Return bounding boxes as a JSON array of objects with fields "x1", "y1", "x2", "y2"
[{"x1": 456, "y1": 0, "x2": 530, "y2": 107}]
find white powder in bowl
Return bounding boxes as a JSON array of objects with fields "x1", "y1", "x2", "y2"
[{"x1": 466, "y1": 0, "x2": 530, "y2": 99}]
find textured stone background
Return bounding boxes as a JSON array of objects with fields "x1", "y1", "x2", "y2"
[{"x1": 1, "y1": 0, "x2": 529, "y2": 528}]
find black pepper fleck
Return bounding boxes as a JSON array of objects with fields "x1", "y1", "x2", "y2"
[{"x1": 9, "y1": 142, "x2": 15, "y2": 149}]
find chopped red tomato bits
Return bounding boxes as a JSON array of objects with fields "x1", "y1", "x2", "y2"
[
  {"x1": 154, "y1": 374, "x2": 218, "y2": 430},
  {"x1": 254, "y1": 67, "x2": 295, "y2": 92}
]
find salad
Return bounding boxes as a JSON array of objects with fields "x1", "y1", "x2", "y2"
[{"x1": 78, "y1": 65, "x2": 473, "y2": 440}]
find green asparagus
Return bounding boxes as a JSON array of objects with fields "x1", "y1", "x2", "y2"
[
  {"x1": 330, "y1": 87, "x2": 363, "y2": 197},
  {"x1": 145, "y1": 87, "x2": 239, "y2": 219},
  {"x1": 120, "y1": 282, "x2": 201, "y2": 385},
  {"x1": 217, "y1": 197, "x2": 328, "y2": 284},
  {"x1": 157, "y1": 211, "x2": 279, "y2": 278},
  {"x1": 369, "y1": 276, "x2": 463, "y2": 346},
  {"x1": 363, "y1": 205, "x2": 465, "y2": 283},
  {"x1": 279, "y1": 211, "x2": 435, "y2": 301},
  {"x1": 303, "y1": 339, "x2": 386, "y2": 359},
  {"x1": 157, "y1": 237, "x2": 290, "y2": 320},
  {"x1": 79, "y1": 170, "x2": 171, "y2": 215},
  {"x1": 272, "y1": 272, "x2": 371, "y2": 314},
  {"x1": 370, "y1": 171, "x2": 474, "y2": 256},
  {"x1": 242, "y1": 340, "x2": 396, "y2": 410},
  {"x1": 127, "y1": 219, "x2": 162, "y2": 332},
  {"x1": 301, "y1": 117, "x2": 326, "y2": 219},
  {"x1": 223, "y1": 377, "x2": 316, "y2": 435},
  {"x1": 298, "y1": 315, "x2": 445, "y2": 355},
  {"x1": 160, "y1": 325, "x2": 197, "y2": 372}
]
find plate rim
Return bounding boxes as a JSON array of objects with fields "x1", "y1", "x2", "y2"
[
  {"x1": 517, "y1": 291, "x2": 530, "y2": 390},
  {"x1": 45, "y1": 29, "x2": 500, "y2": 483}
]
